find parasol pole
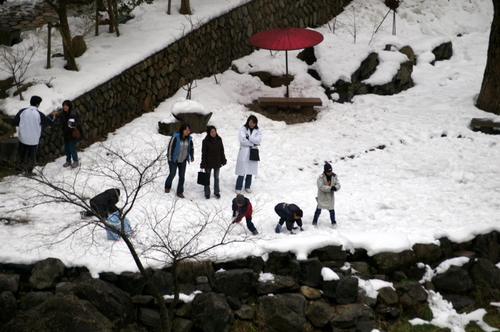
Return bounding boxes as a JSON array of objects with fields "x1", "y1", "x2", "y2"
[{"x1": 285, "y1": 50, "x2": 289, "y2": 98}]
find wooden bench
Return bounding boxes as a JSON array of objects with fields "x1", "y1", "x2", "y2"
[
  {"x1": 470, "y1": 118, "x2": 500, "y2": 135},
  {"x1": 258, "y1": 97, "x2": 322, "y2": 116}
]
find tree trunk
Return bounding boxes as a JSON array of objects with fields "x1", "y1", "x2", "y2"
[
  {"x1": 476, "y1": 0, "x2": 500, "y2": 115},
  {"x1": 167, "y1": 0, "x2": 172, "y2": 14},
  {"x1": 106, "y1": 0, "x2": 120, "y2": 36},
  {"x1": 45, "y1": 0, "x2": 78, "y2": 71},
  {"x1": 180, "y1": 0, "x2": 191, "y2": 15},
  {"x1": 123, "y1": 237, "x2": 171, "y2": 332}
]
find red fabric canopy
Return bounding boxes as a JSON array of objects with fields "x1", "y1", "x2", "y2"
[{"x1": 248, "y1": 26, "x2": 324, "y2": 51}]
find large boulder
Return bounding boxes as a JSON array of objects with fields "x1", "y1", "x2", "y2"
[
  {"x1": 258, "y1": 293, "x2": 310, "y2": 332},
  {"x1": 191, "y1": 292, "x2": 234, "y2": 332},
  {"x1": 28, "y1": 258, "x2": 65, "y2": 290},
  {"x1": 432, "y1": 266, "x2": 473, "y2": 294},
  {"x1": 73, "y1": 277, "x2": 135, "y2": 328},
  {"x1": 264, "y1": 251, "x2": 300, "y2": 278},
  {"x1": 19, "y1": 291, "x2": 54, "y2": 311},
  {"x1": 213, "y1": 269, "x2": 257, "y2": 298},
  {"x1": 1, "y1": 293, "x2": 113, "y2": 332},
  {"x1": 330, "y1": 303, "x2": 376, "y2": 332},
  {"x1": 298, "y1": 257, "x2": 323, "y2": 287},
  {"x1": 0, "y1": 291, "x2": 17, "y2": 323},
  {"x1": 0, "y1": 274, "x2": 19, "y2": 293},
  {"x1": 257, "y1": 274, "x2": 299, "y2": 295}
]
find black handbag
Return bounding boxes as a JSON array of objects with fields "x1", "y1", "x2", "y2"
[
  {"x1": 249, "y1": 148, "x2": 260, "y2": 161},
  {"x1": 197, "y1": 171, "x2": 209, "y2": 186}
]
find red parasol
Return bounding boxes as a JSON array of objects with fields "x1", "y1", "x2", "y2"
[{"x1": 249, "y1": 26, "x2": 324, "y2": 97}]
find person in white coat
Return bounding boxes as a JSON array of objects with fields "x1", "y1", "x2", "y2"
[
  {"x1": 312, "y1": 163, "x2": 341, "y2": 228},
  {"x1": 235, "y1": 115, "x2": 262, "y2": 193}
]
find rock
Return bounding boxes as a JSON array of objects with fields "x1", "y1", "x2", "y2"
[
  {"x1": 1, "y1": 293, "x2": 113, "y2": 332},
  {"x1": 144, "y1": 270, "x2": 173, "y2": 296},
  {"x1": 172, "y1": 112, "x2": 213, "y2": 134},
  {"x1": 0, "y1": 274, "x2": 19, "y2": 293},
  {"x1": 139, "y1": 308, "x2": 162, "y2": 331},
  {"x1": 432, "y1": 41, "x2": 452, "y2": 62},
  {"x1": 412, "y1": 243, "x2": 442, "y2": 265},
  {"x1": 298, "y1": 257, "x2": 323, "y2": 287},
  {"x1": 173, "y1": 317, "x2": 193, "y2": 332},
  {"x1": 370, "y1": 250, "x2": 416, "y2": 274},
  {"x1": 432, "y1": 266, "x2": 473, "y2": 294},
  {"x1": 300, "y1": 285, "x2": 322, "y2": 300},
  {"x1": 28, "y1": 257, "x2": 65, "y2": 290},
  {"x1": 335, "y1": 276, "x2": 359, "y2": 304},
  {"x1": 234, "y1": 304, "x2": 254, "y2": 320},
  {"x1": 330, "y1": 303, "x2": 376, "y2": 332},
  {"x1": 395, "y1": 282, "x2": 428, "y2": 309},
  {"x1": 0, "y1": 291, "x2": 17, "y2": 323},
  {"x1": 71, "y1": 35, "x2": 87, "y2": 58},
  {"x1": 377, "y1": 286, "x2": 399, "y2": 305},
  {"x1": 213, "y1": 269, "x2": 257, "y2": 298},
  {"x1": 258, "y1": 293, "x2": 309, "y2": 332},
  {"x1": 469, "y1": 258, "x2": 500, "y2": 303},
  {"x1": 118, "y1": 271, "x2": 145, "y2": 296},
  {"x1": 192, "y1": 292, "x2": 234, "y2": 332},
  {"x1": 306, "y1": 301, "x2": 335, "y2": 327},
  {"x1": 257, "y1": 274, "x2": 299, "y2": 295},
  {"x1": 73, "y1": 277, "x2": 135, "y2": 328},
  {"x1": 19, "y1": 291, "x2": 53, "y2": 311},
  {"x1": 264, "y1": 251, "x2": 300, "y2": 278}
]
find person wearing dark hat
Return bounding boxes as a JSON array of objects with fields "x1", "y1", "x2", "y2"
[
  {"x1": 231, "y1": 194, "x2": 258, "y2": 235},
  {"x1": 312, "y1": 163, "x2": 341, "y2": 228},
  {"x1": 12, "y1": 96, "x2": 57, "y2": 174},
  {"x1": 200, "y1": 125, "x2": 227, "y2": 199},
  {"x1": 274, "y1": 202, "x2": 304, "y2": 234}
]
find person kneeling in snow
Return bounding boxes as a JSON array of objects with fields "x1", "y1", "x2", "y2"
[
  {"x1": 231, "y1": 194, "x2": 259, "y2": 235},
  {"x1": 81, "y1": 188, "x2": 120, "y2": 220},
  {"x1": 106, "y1": 211, "x2": 133, "y2": 241},
  {"x1": 274, "y1": 203, "x2": 303, "y2": 235}
]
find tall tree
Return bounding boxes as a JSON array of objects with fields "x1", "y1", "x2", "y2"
[
  {"x1": 45, "y1": 0, "x2": 79, "y2": 71},
  {"x1": 476, "y1": 0, "x2": 500, "y2": 115},
  {"x1": 180, "y1": 0, "x2": 191, "y2": 15}
]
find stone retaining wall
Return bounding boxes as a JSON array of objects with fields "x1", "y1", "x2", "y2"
[
  {"x1": 1, "y1": 231, "x2": 499, "y2": 331},
  {"x1": 1, "y1": 0, "x2": 350, "y2": 165}
]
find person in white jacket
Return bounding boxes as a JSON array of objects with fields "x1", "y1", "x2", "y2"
[
  {"x1": 12, "y1": 96, "x2": 56, "y2": 174},
  {"x1": 312, "y1": 163, "x2": 341, "y2": 228},
  {"x1": 234, "y1": 115, "x2": 262, "y2": 194}
]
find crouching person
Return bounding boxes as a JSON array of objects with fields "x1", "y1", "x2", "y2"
[
  {"x1": 232, "y1": 194, "x2": 259, "y2": 235},
  {"x1": 274, "y1": 202, "x2": 303, "y2": 235},
  {"x1": 106, "y1": 211, "x2": 133, "y2": 241}
]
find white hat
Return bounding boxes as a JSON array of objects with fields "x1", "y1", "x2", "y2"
[{"x1": 68, "y1": 118, "x2": 75, "y2": 122}]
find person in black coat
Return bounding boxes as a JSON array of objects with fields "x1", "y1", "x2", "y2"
[
  {"x1": 81, "y1": 188, "x2": 120, "y2": 220},
  {"x1": 56, "y1": 100, "x2": 81, "y2": 168},
  {"x1": 274, "y1": 202, "x2": 303, "y2": 234},
  {"x1": 200, "y1": 126, "x2": 227, "y2": 199}
]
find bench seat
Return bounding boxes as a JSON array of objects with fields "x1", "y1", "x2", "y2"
[{"x1": 258, "y1": 97, "x2": 322, "y2": 116}]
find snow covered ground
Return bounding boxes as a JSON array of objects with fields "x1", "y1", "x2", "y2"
[{"x1": 0, "y1": 0, "x2": 499, "y2": 330}]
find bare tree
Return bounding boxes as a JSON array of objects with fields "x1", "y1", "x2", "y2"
[
  {"x1": 0, "y1": 38, "x2": 40, "y2": 100},
  {"x1": 477, "y1": 0, "x2": 500, "y2": 115},
  {"x1": 45, "y1": 0, "x2": 79, "y2": 71},
  {"x1": 9, "y1": 136, "x2": 250, "y2": 331},
  {"x1": 336, "y1": 6, "x2": 359, "y2": 44}
]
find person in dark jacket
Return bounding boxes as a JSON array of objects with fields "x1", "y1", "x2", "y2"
[
  {"x1": 164, "y1": 123, "x2": 194, "y2": 198},
  {"x1": 232, "y1": 194, "x2": 258, "y2": 235},
  {"x1": 12, "y1": 96, "x2": 57, "y2": 174},
  {"x1": 200, "y1": 125, "x2": 227, "y2": 199},
  {"x1": 274, "y1": 202, "x2": 303, "y2": 234},
  {"x1": 56, "y1": 100, "x2": 81, "y2": 168},
  {"x1": 81, "y1": 188, "x2": 120, "y2": 220}
]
